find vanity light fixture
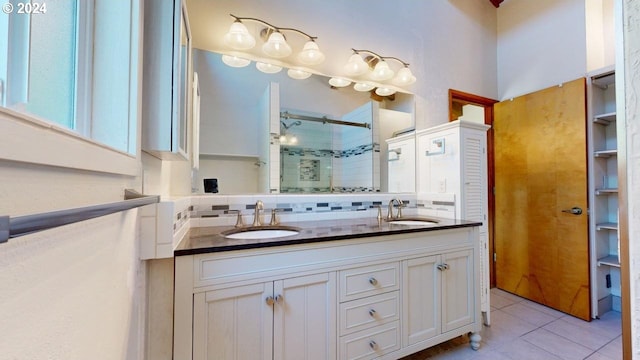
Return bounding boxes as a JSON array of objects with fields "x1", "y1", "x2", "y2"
[
  {"x1": 375, "y1": 87, "x2": 396, "y2": 96},
  {"x1": 225, "y1": 14, "x2": 325, "y2": 64},
  {"x1": 344, "y1": 49, "x2": 416, "y2": 86},
  {"x1": 221, "y1": 54, "x2": 251, "y2": 68}
]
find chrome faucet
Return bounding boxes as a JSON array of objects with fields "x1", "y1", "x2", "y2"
[
  {"x1": 387, "y1": 198, "x2": 404, "y2": 220},
  {"x1": 253, "y1": 200, "x2": 264, "y2": 226}
]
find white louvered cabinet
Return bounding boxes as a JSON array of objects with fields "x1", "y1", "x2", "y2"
[{"x1": 416, "y1": 120, "x2": 490, "y2": 325}]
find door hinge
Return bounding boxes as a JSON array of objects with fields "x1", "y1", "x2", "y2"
[{"x1": 493, "y1": 252, "x2": 497, "y2": 262}]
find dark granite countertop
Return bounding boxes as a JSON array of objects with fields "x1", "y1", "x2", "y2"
[{"x1": 175, "y1": 216, "x2": 482, "y2": 256}]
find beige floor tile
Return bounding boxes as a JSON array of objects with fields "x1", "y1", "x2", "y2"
[
  {"x1": 522, "y1": 328, "x2": 592, "y2": 360},
  {"x1": 596, "y1": 336, "x2": 623, "y2": 359},
  {"x1": 496, "y1": 338, "x2": 563, "y2": 360},
  {"x1": 543, "y1": 318, "x2": 613, "y2": 350},
  {"x1": 500, "y1": 302, "x2": 557, "y2": 327},
  {"x1": 481, "y1": 310, "x2": 538, "y2": 348}
]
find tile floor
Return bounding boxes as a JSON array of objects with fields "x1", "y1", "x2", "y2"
[{"x1": 400, "y1": 288, "x2": 622, "y2": 360}]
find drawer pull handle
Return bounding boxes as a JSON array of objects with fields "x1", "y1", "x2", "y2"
[
  {"x1": 265, "y1": 296, "x2": 274, "y2": 306},
  {"x1": 369, "y1": 277, "x2": 378, "y2": 286},
  {"x1": 368, "y1": 309, "x2": 377, "y2": 318},
  {"x1": 369, "y1": 340, "x2": 378, "y2": 350}
]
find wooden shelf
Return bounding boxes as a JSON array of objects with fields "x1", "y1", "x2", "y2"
[
  {"x1": 594, "y1": 149, "x2": 617, "y2": 158},
  {"x1": 593, "y1": 112, "x2": 616, "y2": 125},
  {"x1": 596, "y1": 222, "x2": 618, "y2": 231},
  {"x1": 597, "y1": 255, "x2": 620, "y2": 268},
  {"x1": 596, "y1": 188, "x2": 618, "y2": 195}
]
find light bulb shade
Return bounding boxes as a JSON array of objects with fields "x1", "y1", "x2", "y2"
[
  {"x1": 256, "y1": 62, "x2": 282, "y2": 74},
  {"x1": 370, "y1": 60, "x2": 394, "y2": 81},
  {"x1": 297, "y1": 40, "x2": 325, "y2": 65},
  {"x1": 375, "y1": 87, "x2": 396, "y2": 96},
  {"x1": 223, "y1": 22, "x2": 256, "y2": 50},
  {"x1": 392, "y1": 67, "x2": 416, "y2": 86},
  {"x1": 353, "y1": 82, "x2": 375, "y2": 92},
  {"x1": 262, "y1": 31, "x2": 292, "y2": 58},
  {"x1": 287, "y1": 68, "x2": 312, "y2": 80},
  {"x1": 343, "y1": 54, "x2": 369, "y2": 76},
  {"x1": 221, "y1": 55, "x2": 251, "y2": 68},
  {"x1": 328, "y1": 77, "x2": 351, "y2": 87}
]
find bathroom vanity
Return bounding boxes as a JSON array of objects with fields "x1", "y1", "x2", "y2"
[{"x1": 173, "y1": 217, "x2": 482, "y2": 360}]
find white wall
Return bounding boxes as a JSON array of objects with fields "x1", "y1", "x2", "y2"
[
  {"x1": 619, "y1": 0, "x2": 640, "y2": 356},
  {"x1": 0, "y1": 208, "x2": 146, "y2": 360},
  {"x1": 497, "y1": 0, "x2": 587, "y2": 100},
  {"x1": 195, "y1": 156, "x2": 260, "y2": 194}
]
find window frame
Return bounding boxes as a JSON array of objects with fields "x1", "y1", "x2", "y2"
[{"x1": 0, "y1": 0, "x2": 141, "y2": 176}]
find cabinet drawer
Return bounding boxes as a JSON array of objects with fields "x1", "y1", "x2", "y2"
[
  {"x1": 340, "y1": 262, "x2": 399, "y2": 302},
  {"x1": 339, "y1": 321, "x2": 400, "y2": 360},
  {"x1": 340, "y1": 292, "x2": 399, "y2": 335}
]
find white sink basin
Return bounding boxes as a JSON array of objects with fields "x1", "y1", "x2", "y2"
[
  {"x1": 223, "y1": 228, "x2": 299, "y2": 240},
  {"x1": 388, "y1": 218, "x2": 439, "y2": 226}
]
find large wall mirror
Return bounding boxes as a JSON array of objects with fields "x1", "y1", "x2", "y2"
[{"x1": 192, "y1": 50, "x2": 415, "y2": 194}]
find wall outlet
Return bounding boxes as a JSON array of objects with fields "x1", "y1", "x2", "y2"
[
  {"x1": 438, "y1": 179, "x2": 446, "y2": 193},
  {"x1": 606, "y1": 274, "x2": 612, "y2": 288}
]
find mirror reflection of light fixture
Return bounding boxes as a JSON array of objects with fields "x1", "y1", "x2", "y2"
[
  {"x1": 221, "y1": 54, "x2": 251, "y2": 68},
  {"x1": 287, "y1": 68, "x2": 312, "y2": 80},
  {"x1": 375, "y1": 87, "x2": 396, "y2": 96},
  {"x1": 224, "y1": 14, "x2": 324, "y2": 63},
  {"x1": 353, "y1": 82, "x2": 375, "y2": 92},
  {"x1": 328, "y1": 77, "x2": 352, "y2": 87},
  {"x1": 256, "y1": 62, "x2": 282, "y2": 74}
]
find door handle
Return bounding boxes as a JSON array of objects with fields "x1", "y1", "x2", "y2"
[{"x1": 561, "y1": 207, "x2": 583, "y2": 215}]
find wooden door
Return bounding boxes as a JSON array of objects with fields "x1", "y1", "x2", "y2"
[
  {"x1": 494, "y1": 78, "x2": 591, "y2": 320},
  {"x1": 273, "y1": 272, "x2": 337, "y2": 360}
]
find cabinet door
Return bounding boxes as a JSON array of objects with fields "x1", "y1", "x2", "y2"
[
  {"x1": 193, "y1": 283, "x2": 273, "y2": 360},
  {"x1": 403, "y1": 255, "x2": 439, "y2": 346},
  {"x1": 441, "y1": 249, "x2": 474, "y2": 333},
  {"x1": 273, "y1": 272, "x2": 337, "y2": 360}
]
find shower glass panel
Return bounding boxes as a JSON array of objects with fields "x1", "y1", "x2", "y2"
[{"x1": 279, "y1": 108, "x2": 376, "y2": 193}]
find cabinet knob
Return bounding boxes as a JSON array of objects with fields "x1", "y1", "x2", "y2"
[
  {"x1": 265, "y1": 296, "x2": 274, "y2": 306},
  {"x1": 369, "y1": 340, "x2": 378, "y2": 350},
  {"x1": 437, "y1": 264, "x2": 445, "y2": 271},
  {"x1": 368, "y1": 277, "x2": 378, "y2": 286},
  {"x1": 368, "y1": 309, "x2": 377, "y2": 318},
  {"x1": 275, "y1": 294, "x2": 283, "y2": 304}
]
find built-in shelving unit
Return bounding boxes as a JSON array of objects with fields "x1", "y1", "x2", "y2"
[{"x1": 588, "y1": 66, "x2": 620, "y2": 317}]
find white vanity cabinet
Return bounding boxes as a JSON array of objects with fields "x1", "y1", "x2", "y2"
[
  {"x1": 403, "y1": 249, "x2": 475, "y2": 347},
  {"x1": 142, "y1": 0, "x2": 192, "y2": 159},
  {"x1": 192, "y1": 273, "x2": 336, "y2": 360},
  {"x1": 174, "y1": 227, "x2": 482, "y2": 360}
]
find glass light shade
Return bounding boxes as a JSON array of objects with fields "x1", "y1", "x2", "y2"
[
  {"x1": 287, "y1": 68, "x2": 312, "y2": 80},
  {"x1": 256, "y1": 62, "x2": 282, "y2": 74},
  {"x1": 221, "y1": 55, "x2": 251, "y2": 68},
  {"x1": 297, "y1": 40, "x2": 325, "y2": 65},
  {"x1": 262, "y1": 31, "x2": 292, "y2": 58},
  {"x1": 353, "y1": 82, "x2": 375, "y2": 92},
  {"x1": 328, "y1": 77, "x2": 351, "y2": 87},
  {"x1": 223, "y1": 22, "x2": 256, "y2": 50},
  {"x1": 343, "y1": 54, "x2": 369, "y2": 76},
  {"x1": 375, "y1": 87, "x2": 396, "y2": 96},
  {"x1": 370, "y1": 60, "x2": 394, "y2": 81},
  {"x1": 392, "y1": 67, "x2": 416, "y2": 86}
]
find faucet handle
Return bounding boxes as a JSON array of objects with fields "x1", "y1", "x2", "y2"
[
  {"x1": 270, "y1": 208, "x2": 284, "y2": 226},
  {"x1": 397, "y1": 201, "x2": 405, "y2": 219},
  {"x1": 228, "y1": 210, "x2": 244, "y2": 228}
]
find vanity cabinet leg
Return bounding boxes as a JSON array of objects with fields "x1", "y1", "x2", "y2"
[{"x1": 469, "y1": 332, "x2": 482, "y2": 350}]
